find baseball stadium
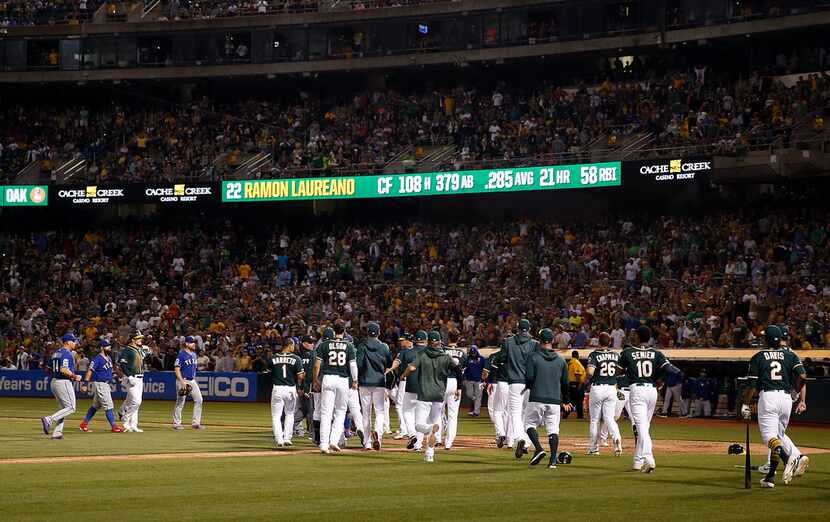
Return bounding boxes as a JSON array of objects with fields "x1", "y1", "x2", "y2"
[{"x1": 1, "y1": 1, "x2": 829, "y2": 520}]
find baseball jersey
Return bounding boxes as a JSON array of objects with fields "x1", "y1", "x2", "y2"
[
  {"x1": 299, "y1": 348, "x2": 316, "y2": 392},
  {"x1": 525, "y1": 349, "x2": 570, "y2": 405},
  {"x1": 443, "y1": 345, "x2": 469, "y2": 373},
  {"x1": 502, "y1": 333, "x2": 541, "y2": 384},
  {"x1": 357, "y1": 338, "x2": 393, "y2": 387},
  {"x1": 50, "y1": 348, "x2": 75, "y2": 379},
  {"x1": 586, "y1": 349, "x2": 620, "y2": 386},
  {"x1": 316, "y1": 338, "x2": 356, "y2": 378},
  {"x1": 89, "y1": 353, "x2": 114, "y2": 382},
  {"x1": 748, "y1": 348, "x2": 805, "y2": 393},
  {"x1": 618, "y1": 345, "x2": 670, "y2": 385},
  {"x1": 397, "y1": 345, "x2": 425, "y2": 394},
  {"x1": 411, "y1": 347, "x2": 458, "y2": 402},
  {"x1": 486, "y1": 349, "x2": 508, "y2": 383},
  {"x1": 268, "y1": 352, "x2": 304, "y2": 387},
  {"x1": 118, "y1": 345, "x2": 144, "y2": 376},
  {"x1": 175, "y1": 350, "x2": 198, "y2": 380}
]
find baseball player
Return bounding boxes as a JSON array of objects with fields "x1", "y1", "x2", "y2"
[
  {"x1": 392, "y1": 332, "x2": 413, "y2": 439},
  {"x1": 268, "y1": 338, "x2": 305, "y2": 448},
  {"x1": 499, "y1": 319, "x2": 540, "y2": 454},
  {"x1": 118, "y1": 330, "x2": 146, "y2": 433},
  {"x1": 586, "y1": 332, "x2": 622, "y2": 456},
  {"x1": 40, "y1": 333, "x2": 84, "y2": 440},
  {"x1": 437, "y1": 331, "x2": 468, "y2": 451},
  {"x1": 401, "y1": 330, "x2": 460, "y2": 463},
  {"x1": 391, "y1": 330, "x2": 428, "y2": 450},
  {"x1": 600, "y1": 374, "x2": 631, "y2": 447},
  {"x1": 79, "y1": 339, "x2": 123, "y2": 433},
  {"x1": 481, "y1": 345, "x2": 511, "y2": 448},
  {"x1": 741, "y1": 325, "x2": 809, "y2": 488},
  {"x1": 517, "y1": 328, "x2": 573, "y2": 469},
  {"x1": 313, "y1": 324, "x2": 358, "y2": 454},
  {"x1": 173, "y1": 336, "x2": 204, "y2": 430},
  {"x1": 617, "y1": 326, "x2": 676, "y2": 473},
  {"x1": 464, "y1": 345, "x2": 486, "y2": 417},
  {"x1": 298, "y1": 335, "x2": 318, "y2": 443},
  {"x1": 356, "y1": 322, "x2": 392, "y2": 451}
]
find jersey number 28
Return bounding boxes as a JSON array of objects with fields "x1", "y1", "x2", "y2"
[{"x1": 328, "y1": 351, "x2": 347, "y2": 367}]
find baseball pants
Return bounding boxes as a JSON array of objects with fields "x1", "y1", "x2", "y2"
[
  {"x1": 47, "y1": 379, "x2": 77, "y2": 437},
  {"x1": 488, "y1": 381, "x2": 510, "y2": 442},
  {"x1": 464, "y1": 380, "x2": 483, "y2": 415},
  {"x1": 383, "y1": 390, "x2": 391, "y2": 433},
  {"x1": 589, "y1": 385, "x2": 621, "y2": 452},
  {"x1": 629, "y1": 384, "x2": 657, "y2": 467},
  {"x1": 319, "y1": 375, "x2": 348, "y2": 450},
  {"x1": 343, "y1": 388, "x2": 364, "y2": 442},
  {"x1": 312, "y1": 392, "x2": 321, "y2": 421},
  {"x1": 692, "y1": 399, "x2": 712, "y2": 417},
  {"x1": 601, "y1": 388, "x2": 630, "y2": 443},
  {"x1": 359, "y1": 386, "x2": 386, "y2": 448},
  {"x1": 173, "y1": 378, "x2": 203, "y2": 427},
  {"x1": 120, "y1": 376, "x2": 144, "y2": 430},
  {"x1": 271, "y1": 385, "x2": 298, "y2": 444},
  {"x1": 508, "y1": 383, "x2": 530, "y2": 446},
  {"x1": 758, "y1": 390, "x2": 801, "y2": 460},
  {"x1": 524, "y1": 402, "x2": 561, "y2": 435},
  {"x1": 298, "y1": 391, "x2": 314, "y2": 434},
  {"x1": 393, "y1": 384, "x2": 407, "y2": 434},
  {"x1": 415, "y1": 400, "x2": 443, "y2": 437},
  {"x1": 402, "y1": 390, "x2": 419, "y2": 439},
  {"x1": 90, "y1": 381, "x2": 114, "y2": 411},
  {"x1": 662, "y1": 384, "x2": 683, "y2": 415},
  {"x1": 437, "y1": 378, "x2": 461, "y2": 449}
]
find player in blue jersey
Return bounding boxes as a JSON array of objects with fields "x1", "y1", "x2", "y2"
[
  {"x1": 79, "y1": 339, "x2": 123, "y2": 433},
  {"x1": 173, "y1": 336, "x2": 204, "y2": 430},
  {"x1": 40, "y1": 333, "x2": 84, "y2": 440}
]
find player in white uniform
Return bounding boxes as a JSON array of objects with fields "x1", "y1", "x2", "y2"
[
  {"x1": 585, "y1": 333, "x2": 622, "y2": 456},
  {"x1": 314, "y1": 325, "x2": 358, "y2": 454},
  {"x1": 616, "y1": 326, "x2": 675, "y2": 473},
  {"x1": 741, "y1": 325, "x2": 809, "y2": 488}
]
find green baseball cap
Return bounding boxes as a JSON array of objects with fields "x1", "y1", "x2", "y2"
[
  {"x1": 765, "y1": 325, "x2": 782, "y2": 348},
  {"x1": 367, "y1": 322, "x2": 380, "y2": 336},
  {"x1": 428, "y1": 330, "x2": 442, "y2": 343},
  {"x1": 538, "y1": 328, "x2": 554, "y2": 343},
  {"x1": 518, "y1": 319, "x2": 531, "y2": 331},
  {"x1": 415, "y1": 330, "x2": 428, "y2": 342}
]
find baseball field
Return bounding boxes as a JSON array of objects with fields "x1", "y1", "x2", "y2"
[{"x1": 0, "y1": 397, "x2": 827, "y2": 521}]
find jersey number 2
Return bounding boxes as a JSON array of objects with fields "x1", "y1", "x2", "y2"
[{"x1": 769, "y1": 361, "x2": 782, "y2": 381}]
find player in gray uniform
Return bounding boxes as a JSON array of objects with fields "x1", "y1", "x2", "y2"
[{"x1": 41, "y1": 333, "x2": 84, "y2": 439}]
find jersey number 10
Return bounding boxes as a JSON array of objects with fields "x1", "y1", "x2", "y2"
[{"x1": 635, "y1": 360, "x2": 653, "y2": 378}]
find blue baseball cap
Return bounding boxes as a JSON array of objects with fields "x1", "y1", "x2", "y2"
[
  {"x1": 61, "y1": 333, "x2": 79, "y2": 343},
  {"x1": 185, "y1": 336, "x2": 195, "y2": 343},
  {"x1": 100, "y1": 339, "x2": 111, "y2": 348}
]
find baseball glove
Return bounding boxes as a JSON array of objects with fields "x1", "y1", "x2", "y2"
[
  {"x1": 384, "y1": 370, "x2": 396, "y2": 390},
  {"x1": 617, "y1": 390, "x2": 626, "y2": 401},
  {"x1": 178, "y1": 383, "x2": 192, "y2": 397}
]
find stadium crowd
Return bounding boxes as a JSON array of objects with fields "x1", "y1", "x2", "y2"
[
  {"x1": 1, "y1": 195, "x2": 828, "y2": 375},
  {"x1": 2, "y1": 64, "x2": 828, "y2": 184}
]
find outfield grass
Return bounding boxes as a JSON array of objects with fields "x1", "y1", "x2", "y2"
[{"x1": 0, "y1": 398, "x2": 827, "y2": 521}]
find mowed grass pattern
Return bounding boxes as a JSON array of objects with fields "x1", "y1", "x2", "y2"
[{"x1": 0, "y1": 397, "x2": 827, "y2": 521}]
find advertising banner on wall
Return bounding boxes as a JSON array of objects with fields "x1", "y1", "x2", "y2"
[
  {"x1": 0, "y1": 185, "x2": 49, "y2": 206},
  {"x1": 623, "y1": 157, "x2": 713, "y2": 185}
]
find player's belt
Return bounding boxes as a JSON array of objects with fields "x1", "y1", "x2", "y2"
[
  {"x1": 631, "y1": 383, "x2": 654, "y2": 387},
  {"x1": 760, "y1": 390, "x2": 787, "y2": 394},
  {"x1": 131, "y1": 374, "x2": 144, "y2": 378}
]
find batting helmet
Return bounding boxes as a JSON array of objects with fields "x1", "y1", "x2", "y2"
[
  {"x1": 765, "y1": 325, "x2": 782, "y2": 348},
  {"x1": 727, "y1": 443, "x2": 744, "y2": 455},
  {"x1": 556, "y1": 451, "x2": 572, "y2": 464}
]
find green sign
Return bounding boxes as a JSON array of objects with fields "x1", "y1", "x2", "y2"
[
  {"x1": 0, "y1": 185, "x2": 49, "y2": 206},
  {"x1": 222, "y1": 162, "x2": 621, "y2": 203}
]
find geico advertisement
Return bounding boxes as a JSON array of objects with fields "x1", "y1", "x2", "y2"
[
  {"x1": 55, "y1": 185, "x2": 130, "y2": 205},
  {"x1": 624, "y1": 157, "x2": 713, "y2": 183},
  {"x1": 143, "y1": 184, "x2": 215, "y2": 203}
]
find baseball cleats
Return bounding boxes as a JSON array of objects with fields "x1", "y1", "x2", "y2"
[
  {"x1": 111, "y1": 426, "x2": 123, "y2": 433},
  {"x1": 515, "y1": 440, "x2": 526, "y2": 460},
  {"x1": 783, "y1": 456, "x2": 798, "y2": 485},
  {"x1": 133, "y1": 428, "x2": 144, "y2": 433},
  {"x1": 496, "y1": 436, "x2": 506, "y2": 449},
  {"x1": 172, "y1": 425, "x2": 184, "y2": 430},
  {"x1": 529, "y1": 450, "x2": 547, "y2": 466},
  {"x1": 40, "y1": 416, "x2": 51, "y2": 435},
  {"x1": 759, "y1": 478, "x2": 775, "y2": 489},
  {"x1": 601, "y1": 440, "x2": 610, "y2": 447},
  {"x1": 424, "y1": 448, "x2": 435, "y2": 463},
  {"x1": 371, "y1": 431, "x2": 381, "y2": 451},
  {"x1": 586, "y1": 449, "x2": 600, "y2": 456},
  {"x1": 468, "y1": 412, "x2": 479, "y2": 417},
  {"x1": 192, "y1": 424, "x2": 204, "y2": 430},
  {"x1": 795, "y1": 455, "x2": 810, "y2": 477},
  {"x1": 329, "y1": 444, "x2": 342, "y2": 453},
  {"x1": 614, "y1": 439, "x2": 623, "y2": 457},
  {"x1": 320, "y1": 447, "x2": 331, "y2": 455},
  {"x1": 393, "y1": 432, "x2": 406, "y2": 440},
  {"x1": 50, "y1": 434, "x2": 64, "y2": 440},
  {"x1": 407, "y1": 436, "x2": 418, "y2": 450},
  {"x1": 123, "y1": 427, "x2": 135, "y2": 433},
  {"x1": 548, "y1": 459, "x2": 557, "y2": 470},
  {"x1": 274, "y1": 440, "x2": 284, "y2": 449},
  {"x1": 632, "y1": 462, "x2": 643, "y2": 471},
  {"x1": 642, "y1": 459, "x2": 656, "y2": 474},
  {"x1": 284, "y1": 441, "x2": 293, "y2": 447},
  {"x1": 356, "y1": 430, "x2": 365, "y2": 447},
  {"x1": 79, "y1": 422, "x2": 90, "y2": 432},
  {"x1": 757, "y1": 463, "x2": 771, "y2": 474}
]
